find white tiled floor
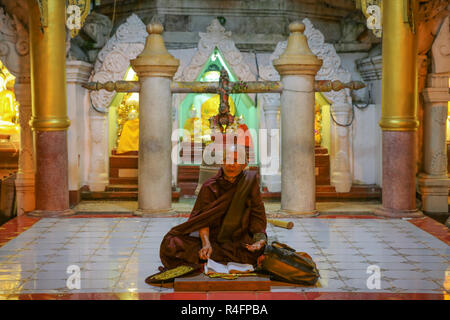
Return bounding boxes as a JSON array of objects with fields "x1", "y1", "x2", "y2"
[{"x1": 0, "y1": 217, "x2": 448, "y2": 295}]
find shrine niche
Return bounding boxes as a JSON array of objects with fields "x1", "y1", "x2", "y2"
[
  {"x1": 177, "y1": 47, "x2": 257, "y2": 163},
  {"x1": 0, "y1": 60, "x2": 19, "y2": 175},
  {"x1": 115, "y1": 69, "x2": 139, "y2": 155},
  {"x1": 0, "y1": 60, "x2": 19, "y2": 138}
]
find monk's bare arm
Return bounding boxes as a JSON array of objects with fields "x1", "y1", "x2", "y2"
[
  {"x1": 199, "y1": 227, "x2": 210, "y2": 246},
  {"x1": 198, "y1": 227, "x2": 212, "y2": 259}
]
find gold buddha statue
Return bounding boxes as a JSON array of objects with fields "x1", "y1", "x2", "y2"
[
  {"x1": 314, "y1": 102, "x2": 322, "y2": 145},
  {"x1": 0, "y1": 76, "x2": 19, "y2": 136},
  {"x1": 183, "y1": 105, "x2": 202, "y2": 142},
  {"x1": 116, "y1": 93, "x2": 139, "y2": 154}
]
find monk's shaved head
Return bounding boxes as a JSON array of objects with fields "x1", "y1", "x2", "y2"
[
  {"x1": 222, "y1": 144, "x2": 248, "y2": 180},
  {"x1": 223, "y1": 144, "x2": 248, "y2": 165}
]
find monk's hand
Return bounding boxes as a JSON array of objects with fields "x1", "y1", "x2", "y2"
[
  {"x1": 199, "y1": 242, "x2": 212, "y2": 260},
  {"x1": 245, "y1": 240, "x2": 266, "y2": 252}
]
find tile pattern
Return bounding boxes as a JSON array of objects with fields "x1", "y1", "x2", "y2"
[{"x1": 0, "y1": 217, "x2": 448, "y2": 297}]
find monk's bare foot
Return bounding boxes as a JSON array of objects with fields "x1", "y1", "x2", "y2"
[{"x1": 158, "y1": 266, "x2": 167, "y2": 272}]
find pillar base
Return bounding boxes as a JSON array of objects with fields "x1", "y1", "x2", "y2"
[
  {"x1": 278, "y1": 209, "x2": 319, "y2": 217},
  {"x1": 15, "y1": 174, "x2": 35, "y2": 215},
  {"x1": 134, "y1": 208, "x2": 176, "y2": 216},
  {"x1": 417, "y1": 173, "x2": 449, "y2": 213},
  {"x1": 27, "y1": 208, "x2": 76, "y2": 217},
  {"x1": 373, "y1": 207, "x2": 423, "y2": 219}
]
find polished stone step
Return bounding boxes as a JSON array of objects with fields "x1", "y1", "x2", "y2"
[{"x1": 83, "y1": 184, "x2": 381, "y2": 201}]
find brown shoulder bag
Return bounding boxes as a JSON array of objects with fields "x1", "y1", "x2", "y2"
[{"x1": 257, "y1": 241, "x2": 320, "y2": 285}]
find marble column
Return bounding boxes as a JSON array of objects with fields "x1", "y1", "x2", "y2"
[
  {"x1": 131, "y1": 23, "x2": 179, "y2": 215},
  {"x1": 418, "y1": 73, "x2": 450, "y2": 213},
  {"x1": 27, "y1": 0, "x2": 73, "y2": 216},
  {"x1": 66, "y1": 60, "x2": 93, "y2": 205},
  {"x1": 14, "y1": 78, "x2": 35, "y2": 215},
  {"x1": 375, "y1": 0, "x2": 422, "y2": 218},
  {"x1": 330, "y1": 102, "x2": 353, "y2": 192},
  {"x1": 273, "y1": 22, "x2": 322, "y2": 216},
  {"x1": 261, "y1": 94, "x2": 281, "y2": 193},
  {"x1": 87, "y1": 111, "x2": 109, "y2": 192}
]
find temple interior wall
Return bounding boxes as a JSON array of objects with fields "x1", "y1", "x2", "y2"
[
  {"x1": 96, "y1": 0, "x2": 355, "y2": 51},
  {"x1": 0, "y1": 0, "x2": 390, "y2": 195},
  {"x1": 338, "y1": 51, "x2": 382, "y2": 186}
]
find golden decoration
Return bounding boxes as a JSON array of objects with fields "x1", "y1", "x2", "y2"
[
  {"x1": 36, "y1": 0, "x2": 48, "y2": 29},
  {"x1": 379, "y1": 0, "x2": 420, "y2": 131},
  {"x1": 116, "y1": 95, "x2": 139, "y2": 145},
  {"x1": 29, "y1": 0, "x2": 71, "y2": 131},
  {"x1": 207, "y1": 273, "x2": 259, "y2": 280},
  {"x1": 0, "y1": 61, "x2": 19, "y2": 136},
  {"x1": 314, "y1": 102, "x2": 322, "y2": 145}
]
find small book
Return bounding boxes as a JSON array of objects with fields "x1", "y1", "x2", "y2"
[{"x1": 204, "y1": 258, "x2": 254, "y2": 274}]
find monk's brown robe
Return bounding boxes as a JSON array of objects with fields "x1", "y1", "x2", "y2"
[{"x1": 160, "y1": 168, "x2": 267, "y2": 269}]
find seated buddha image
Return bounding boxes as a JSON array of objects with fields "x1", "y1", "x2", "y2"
[
  {"x1": 314, "y1": 101, "x2": 322, "y2": 145},
  {"x1": 183, "y1": 105, "x2": 202, "y2": 142},
  {"x1": 116, "y1": 94, "x2": 139, "y2": 154},
  {"x1": 0, "y1": 77, "x2": 19, "y2": 137}
]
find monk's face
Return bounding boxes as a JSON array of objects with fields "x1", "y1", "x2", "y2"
[{"x1": 222, "y1": 151, "x2": 247, "y2": 178}]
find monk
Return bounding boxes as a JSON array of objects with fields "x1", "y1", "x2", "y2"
[{"x1": 159, "y1": 144, "x2": 267, "y2": 270}]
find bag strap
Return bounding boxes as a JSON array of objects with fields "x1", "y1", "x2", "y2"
[{"x1": 272, "y1": 241, "x2": 296, "y2": 252}]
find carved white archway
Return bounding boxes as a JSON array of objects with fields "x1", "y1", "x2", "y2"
[
  {"x1": 259, "y1": 18, "x2": 352, "y2": 104},
  {"x1": 90, "y1": 14, "x2": 147, "y2": 112},
  {"x1": 175, "y1": 18, "x2": 258, "y2": 123},
  {"x1": 181, "y1": 19, "x2": 256, "y2": 82},
  {"x1": 259, "y1": 18, "x2": 354, "y2": 192},
  {"x1": 90, "y1": 16, "x2": 257, "y2": 111}
]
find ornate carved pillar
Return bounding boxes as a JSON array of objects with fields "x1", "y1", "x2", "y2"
[
  {"x1": 14, "y1": 77, "x2": 35, "y2": 215},
  {"x1": 418, "y1": 73, "x2": 450, "y2": 213},
  {"x1": 375, "y1": 0, "x2": 422, "y2": 218},
  {"x1": 66, "y1": 60, "x2": 93, "y2": 204},
  {"x1": 330, "y1": 102, "x2": 353, "y2": 192},
  {"x1": 28, "y1": 0, "x2": 73, "y2": 216},
  {"x1": 261, "y1": 94, "x2": 281, "y2": 193},
  {"x1": 87, "y1": 111, "x2": 109, "y2": 192},
  {"x1": 274, "y1": 22, "x2": 322, "y2": 216},
  {"x1": 131, "y1": 23, "x2": 179, "y2": 215}
]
